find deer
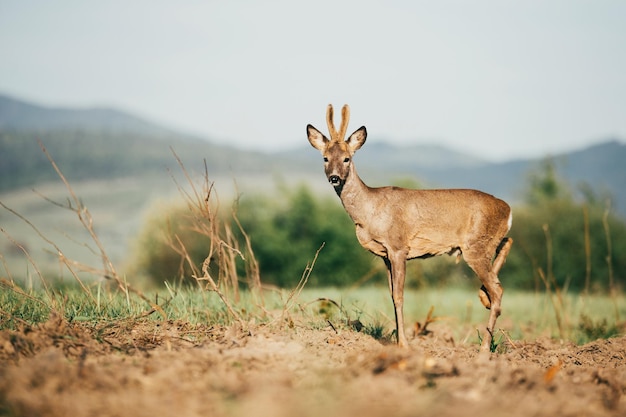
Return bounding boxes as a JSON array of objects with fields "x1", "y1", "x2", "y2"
[{"x1": 306, "y1": 104, "x2": 513, "y2": 351}]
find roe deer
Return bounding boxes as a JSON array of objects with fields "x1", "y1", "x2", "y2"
[{"x1": 306, "y1": 104, "x2": 513, "y2": 351}]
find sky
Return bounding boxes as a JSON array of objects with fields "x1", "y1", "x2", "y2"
[{"x1": 1, "y1": 0, "x2": 625, "y2": 161}]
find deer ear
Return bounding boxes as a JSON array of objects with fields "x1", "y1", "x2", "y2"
[
  {"x1": 346, "y1": 126, "x2": 367, "y2": 152},
  {"x1": 307, "y1": 124, "x2": 329, "y2": 151}
]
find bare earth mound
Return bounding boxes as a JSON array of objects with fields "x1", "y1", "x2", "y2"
[{"x1": 1, "y1": 314, "x2": 624, "y2": 417}]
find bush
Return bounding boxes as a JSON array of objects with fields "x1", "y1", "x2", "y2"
[
  {"x1": 506, "y1": 200, "x2": 626, "y2": 291},
  {"x1": 234, "y1": 185, "x2": 376, "y2": 287},
  {"x1": 129, "y1": 162, "x2": 626, "y2": 292},
  {"x1": 130, "y1": 203, "x2": 214, "y2": 286},
  {"x1": 505, "y1": 159, "x2": 626, "y2": 291}
]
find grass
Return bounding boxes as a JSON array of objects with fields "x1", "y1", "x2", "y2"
[
  {"x1": 298, "y1": 286, "x2": 626, "y2": 345},
  {"x1": 2, "y1": 278, "x2": 623, "y2": 349}
]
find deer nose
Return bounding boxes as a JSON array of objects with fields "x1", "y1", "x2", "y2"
[{"x1": 329, "y1": 175, "x2": 341, "y2": 185}]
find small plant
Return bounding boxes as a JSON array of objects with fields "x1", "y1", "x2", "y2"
[
  {"x1": 364, "y1": 321, "x2": 387, "y2": 341},
  {"x1": 577, "y1": 314, "x2": 620, "y2": 343},
  {"x1": 477, "y1": 329, "x2": 506, "y2": 353},
  {"x1": 414, "y1": 305, "x2": 438, "y2": 336}
]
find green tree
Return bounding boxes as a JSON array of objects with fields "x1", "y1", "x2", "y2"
[
  {"x1": 524, "y1": 157, "x2": 570, "y2": 204},
  {"x1": 234, "y1": 185, "x2": 376, "y2": 287},
  {"x1": 129, "y1": 169, "x2": 626, "y2": 292},
  {"x1": 506, "y1": 159, "x2": 626, "y2": 291}
]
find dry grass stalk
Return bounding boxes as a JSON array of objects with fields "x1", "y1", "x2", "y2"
[
  {"x1": 601, "y1": 201, "x2": 619, "y2": 322},
  {"x1": 280, "y1": 242, "x2": 325, "y2": 323},
  {"x1": 196, "y1": 252, "x2": 244, "y2": 325},
  {"x1": 0, "y1": 222, "x2": 51, "y2": 296},
  {"x1": 582, "y1": 205, "x2": 591, "y2": 294},
  {"x1": 168, "y1": 233, "x2": 202, "y2": 287},
  {"x1": 232, "y1": 207, "x2": 262, "y2": 299},
  {"x1": 169, "y1": 148, "x2": 263, "y2": 324},
  {"x1": 414, "y1": 305, "x2": 439, "y2": 336},
  {"x1": 37, "y1": 142, "x2": 118, "y2": 284},
  {"x1": 0, "y1": 277, "x2": 52, "y2": 312},
  {"x1": 538, "y1": 266, "x2": 568, "y2": 340},
  {"x1": 2, "y1": 141, "x2": 165, "y2": 317},
  {"x1": 537, "y1": 223, "x2": 567, "y2": 339}
]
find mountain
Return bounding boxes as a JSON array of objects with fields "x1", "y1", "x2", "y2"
[
  {"x1": 0, "y1": 93, "x2": 176, "y2": 137},
  {"x1": 396, "y1": 140, "x2": 626, "y2": 208},
  {"x1": 277, "y1": 141, "x2": 486, "y2": 174},
  {"x1": 285, "y1": 139, "x2": 626, "y2": 211},
  {"x1": 1, "y1": 93, "x2": 625, "y2": 216},
  {"x1": 0, "y1": 94, "x2": 282, "y2": 191}
]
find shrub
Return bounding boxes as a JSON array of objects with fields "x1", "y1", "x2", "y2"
[
  {"x1": 234, "y1": 185, "x2": 376, "y2": 287},
  {"x1": 505, "y1": 159, "x2": 626, "y2": 291},
  {"x1": 130, "y1": 202, "x2": 214, "y2": 286},
  {"x1": 129, "y1": 162, "x2": 626, "y2": 292}
]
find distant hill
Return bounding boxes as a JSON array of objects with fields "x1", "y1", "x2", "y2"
[
  {"x1": 286, "y1": 139, "x2": 626, "y2": 212},
  {"x1": 0, "y1": 94, "x2": 283, "y2": 191},
  {"x1": 277, "y1": 141, "x2": 487, "y2": 173},
  {"x1": 0, "y1": 93, "x2": 176, "y2": 137},
  {"x1": 1, "y1": 93, "x2": 625, "y2": 216},
  {"x1": 399, "y1": 140, "x2": 626, "y2": 210}
]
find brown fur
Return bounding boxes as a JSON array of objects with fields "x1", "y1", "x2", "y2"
[{"x1": 307, "y1": 104, "x2": 513, "y2": 351}]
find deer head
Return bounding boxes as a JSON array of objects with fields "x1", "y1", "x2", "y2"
[{"x1": 307, "y1": 104, "x2": 367, "y2": 193}]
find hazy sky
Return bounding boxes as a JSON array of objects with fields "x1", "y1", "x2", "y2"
[{"x1": 1, "y1": 1, "x2": 625, "y2": 161}]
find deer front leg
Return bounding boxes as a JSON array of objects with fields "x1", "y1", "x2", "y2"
[{"x1": 385, "y1": 253, "x2": 408, "y2": 347}]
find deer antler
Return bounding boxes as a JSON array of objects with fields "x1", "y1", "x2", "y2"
[
  {"x1": 326, "y1": 104, "x2": 351, "y2": 142},
  {"x1": 338, "y1": 104, "x2": 350, "y2": 142},
  {"x1": 326, "y1": 104, "x2": 337, "y2": 141}
]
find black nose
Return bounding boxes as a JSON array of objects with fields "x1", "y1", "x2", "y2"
[{"x1": 329, "y1": 175, "x2": 341, "y2": 185}]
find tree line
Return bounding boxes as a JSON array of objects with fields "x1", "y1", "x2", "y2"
[
  {"x1": 131, "y1": 159, "x2": 625, "y2": 292},
  {"x1": 0, "y1": 130, "x2": 248, "y2": 192}
]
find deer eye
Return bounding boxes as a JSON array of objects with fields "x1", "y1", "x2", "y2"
[
  {"x1": 343, "y1": 157, "x2": 350, "y2": 163},
  {"x1": 323, "y1": 157, "x2": 329, "y2": 162}
]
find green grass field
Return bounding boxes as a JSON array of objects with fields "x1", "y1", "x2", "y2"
[
  {"x1": 297, "y1": 286, "x2": 625, "y2": 345},
  {"x1": 2, "y1": 278, "x2": 623, "y2": 349}
]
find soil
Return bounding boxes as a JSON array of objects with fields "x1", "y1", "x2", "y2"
[{"x1": 1, "y1": 312, "x2": 625, "y2": 417}]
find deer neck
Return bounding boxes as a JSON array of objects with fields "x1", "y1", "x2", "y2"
[{"x1": 335, "y1": 162, "x2": 371, "y2": 222}]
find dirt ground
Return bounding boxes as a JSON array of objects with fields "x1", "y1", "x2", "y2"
[{"x1": 1, "y1": 312, "x2": 624, "y2": 417}]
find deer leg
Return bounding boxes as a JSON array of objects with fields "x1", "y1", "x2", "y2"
[
  {"x1": 466, "y1": 256, "x2": 503, "y2": 352},
  {"x1": 480, "y1": 237, "x2": 512, "y2": 350},
  {"x1": 492, "y1": 237, "x2": 512, "y2": 276},
  {"x1": 480, "y1": 276, "x2": 503, "y2": 351},
  {"x1": 482, "y1": 272, "x2": 503, "y2": 351},
  {"x1": 384, "y1": 253, "x2": 408, "y2": 347},
  {"x1": 478, "y1": 237, "x2": 513, "y2": 309},
  {"x1": 384, "y1": 257, "x2": 394, "y2": 295}
]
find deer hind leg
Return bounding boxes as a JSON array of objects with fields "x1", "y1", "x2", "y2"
[
  {"x1": 493, "y1": 237, "x2": 513, "y2": 276},
  {"x1": 384, "y1": 253, "x2": 408, "y2": 347},
  {"x1": 481, "y1": 272, "x2": 503, "y2": 352},
  {"x1": 469, "y1": 237, "x2": 513, "y2": 351},
  {"x1": 478, "y1": 237, "x2": 513, "y2": 309}
]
